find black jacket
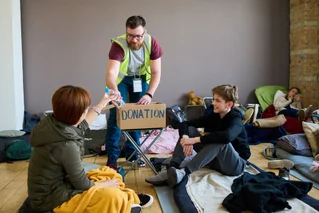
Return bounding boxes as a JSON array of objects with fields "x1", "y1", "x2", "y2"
[
  {"x1": 222, "y1": 172, "x2": 313, "y2": 213},
  {"x1": 179, "y1": 108, "x2": 251, "y2": 160}
]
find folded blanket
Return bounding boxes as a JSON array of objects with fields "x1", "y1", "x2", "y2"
[
  {"x1": 253, "y1": 114, "x2": 287, "y2": 128},
  {"x1": 262, "y1": 104, "x2": 303, "y2": 134},
  {"x1": 54, "y1": 166, "x2": 139, "y2": 213}
]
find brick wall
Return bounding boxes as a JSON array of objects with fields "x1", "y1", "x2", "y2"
[{"x1": 290, "y1": 0, "x2": 319, "y2": 108}]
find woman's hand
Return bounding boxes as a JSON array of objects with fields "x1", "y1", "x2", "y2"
[
  {"x1": 95, "y1": 179, "x2": 119, "y2": 188},
  {"x1": 293, "y1": 94, "x2": 301, "y2": 102},
  {"x1": 98, "y1": 91, "x2": 122, "y2": 109}
]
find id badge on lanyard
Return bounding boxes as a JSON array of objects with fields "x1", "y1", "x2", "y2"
[{"x1": 133, "y1": 78, "x2": 142, "y2": 92}]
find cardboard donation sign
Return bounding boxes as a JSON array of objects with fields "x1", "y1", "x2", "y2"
[{"x1": 117, "y1": 103, "x2": 166, "y2": 130}]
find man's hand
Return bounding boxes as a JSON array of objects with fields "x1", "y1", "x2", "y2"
[
  {"x1": 137, "y1": 94, "x2": 152, "y2": 105},
  {"x1": 181, "y1": 136, "x2": 197, "y2": 146},
  {"x1": 108, "y1": 90, "x2": 122, "y2": 101},
  {"x1": 183, "y1": 145, "x2": 193, "y2": 157}
]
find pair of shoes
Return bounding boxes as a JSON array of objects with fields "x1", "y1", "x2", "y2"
[
  {"x1": 138, "y1": 160, "x2": 146, "y2": 167},
  {"x1": 130, "y1": 160, "x2": 146, "y2": 167},
  {"x1": 137, "y1": 193, "x2": 154, "y2": 208},
  {"x1": 131, "y1": 204, "x2": 142, "y2": 213},
  {"x1": 278, "y1": 168, "x2": 290, "y2": 180},
  {"x1": 145, "y1": 166, "x2": 168, "y2": 185},
  {"x1": 167, "y1": 167, "x2": 186, "y2": 187},
  {"x1": 242, "y1": 108, "x2": 254, "y2": 124},
  {"x1": 268, "y1": 159, "x2": 294, "y2": 169},
  {"x1": 298, "y1": 110, "x2": 305, "y2": 123},
  {"x1": 305, "y1": 105, "x2": 315, "y2": 120}
]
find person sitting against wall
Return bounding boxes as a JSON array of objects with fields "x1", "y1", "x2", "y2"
[
  {"x1": 145, "y1": 84, "x2": 251, "y2": 187},
  {"x1": 274, "y1": 87, "x2": 313, "y2": 123},
  {"x1": 25, "y1": 85, "x2": 153, "y2": 213}
]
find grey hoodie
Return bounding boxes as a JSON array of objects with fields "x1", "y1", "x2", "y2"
[{"x1": 28, "y1": 114, "x2": 94, "y2": 212}]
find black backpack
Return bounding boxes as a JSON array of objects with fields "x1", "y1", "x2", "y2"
[{"x1": 166, "y1": 105, "x2": 186, "y2": 128}]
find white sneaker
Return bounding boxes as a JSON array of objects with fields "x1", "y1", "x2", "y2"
[
  {"x1": 138, "y1": 193, "x2": 154, "y2": 208},
  {"x1": 131, "y1": 204, "x2": 142, "y2": 213}
]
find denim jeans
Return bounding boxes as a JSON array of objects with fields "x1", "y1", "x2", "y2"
[
  {"x1": 278, "y1": 105, "x2": 299, "y2": 118},
  {"x1": 105, "y1": 75, "x2": 148, "y2": 164},
  {"x1": 170, "y1": 127, "x2": 246, "y2": 176}
]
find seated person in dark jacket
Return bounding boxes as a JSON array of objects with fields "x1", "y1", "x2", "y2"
[
  {"x1": 27, "y1": 85, "x2": 152, "y2": 213},
  {"x1": 146, "y1": 84, "x2": 251, "y2": 187}
]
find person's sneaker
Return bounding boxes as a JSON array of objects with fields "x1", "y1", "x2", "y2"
[
  {"x1": 130, "y1": 204, "x2": 142, "y2": 213},
  {"x1": 130, "y1": 160, "x2": 146, "y2": 168},
  {"x1": 268, "y1": 159, "x2": 294, "y2": 169},
  {"x1": 278, "y1": 168, "x2": 290, "y2": 180},
  {"x1": 137, "y1": 194, "x2": 154, "y2": 208},
  {"x1": 298, "y1": 110, "x2": 305, "y2": 123},
  {"x1": 138, "y1": 160, "x2": 146, "y2": 167},
  {"x1": 145, "y1": 167, "x2": 168, "y2": 185},
  {"x1": 242, "y1": 108, "x2": 254, "y2": 124},
  {"x1": 167, "y1": 167, "x2": 186, "y2": 187}
]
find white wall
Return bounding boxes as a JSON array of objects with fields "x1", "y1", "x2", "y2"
[{"x1": 0, "y1": 0, "x2": 24, "y2": 130}]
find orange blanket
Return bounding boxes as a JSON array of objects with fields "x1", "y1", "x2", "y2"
[{"x1": 54, "y1": 166, "x2": 139, "y2": 213}]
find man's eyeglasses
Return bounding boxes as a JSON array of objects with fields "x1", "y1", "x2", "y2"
[{"x1": 126, "y1": 31, "x2": 145, "y2": 40}]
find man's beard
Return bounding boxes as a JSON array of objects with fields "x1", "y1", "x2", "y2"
[{"x1": 127, "y1": 41, "x2": 143, "y2": 50}]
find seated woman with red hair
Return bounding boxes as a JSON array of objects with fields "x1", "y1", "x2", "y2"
[{"x1": 24, "y1": 85, "x2": 152, "y2": 213}]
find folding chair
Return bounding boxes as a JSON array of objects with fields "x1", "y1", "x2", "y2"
[
  {"x1": 185, "y1": 97, "x2": 213, "y2": 121},
  {"x1": 118, "y1": 128, "x2": 164, "y2": 177}
]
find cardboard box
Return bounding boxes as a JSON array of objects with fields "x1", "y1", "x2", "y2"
[{"x1": 117, "y1": 102, "x2": 166, "y2": 130}]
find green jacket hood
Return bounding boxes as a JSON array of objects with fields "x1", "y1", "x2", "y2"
[{"x1": 30, "y1": 114, "x2": 85, "y2": 147}]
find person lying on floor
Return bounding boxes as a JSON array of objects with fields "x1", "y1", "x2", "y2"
[
  {"x1": 146, "y1": 84, "x2": 251, "y2": 187},
  {"x1": 26, "y1": 85, "x2": 153, "y2": 213},
  {"x1": 274, "y1": 87, "x2": 313, "y2": 122}
]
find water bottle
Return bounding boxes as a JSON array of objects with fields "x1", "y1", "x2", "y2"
[{"x1": 105, "y1": 88, "x2": 125, "y2": 107}]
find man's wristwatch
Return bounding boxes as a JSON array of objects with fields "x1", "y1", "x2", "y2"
[{"x1": 145, "y1": 92, "x2": 153, "y2": 98}]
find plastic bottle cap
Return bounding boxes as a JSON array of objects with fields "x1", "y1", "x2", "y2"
[{"x1": 105, "y1": 88, "x2": 110, "y2": 93}]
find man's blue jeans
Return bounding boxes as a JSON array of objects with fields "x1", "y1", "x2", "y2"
[
  {"x1": 105, "y1": 76, "x2": 148, "y2": 165},
  {"x1": 278, "y1": 105, "x2": 299, "y2": 118}
]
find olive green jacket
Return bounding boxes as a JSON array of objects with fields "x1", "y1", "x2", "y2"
[{"x1": 28, "y1": 114, "x2": 94, "y2": 212}]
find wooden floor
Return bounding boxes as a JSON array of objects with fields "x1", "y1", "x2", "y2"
[{"x1": 0, "y1": 143, "x2": 318, "y2": 213}]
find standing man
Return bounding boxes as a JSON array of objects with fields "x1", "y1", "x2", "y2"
[{"x1": 105, "y1": 15, "x2": 163, "y2": 170}]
